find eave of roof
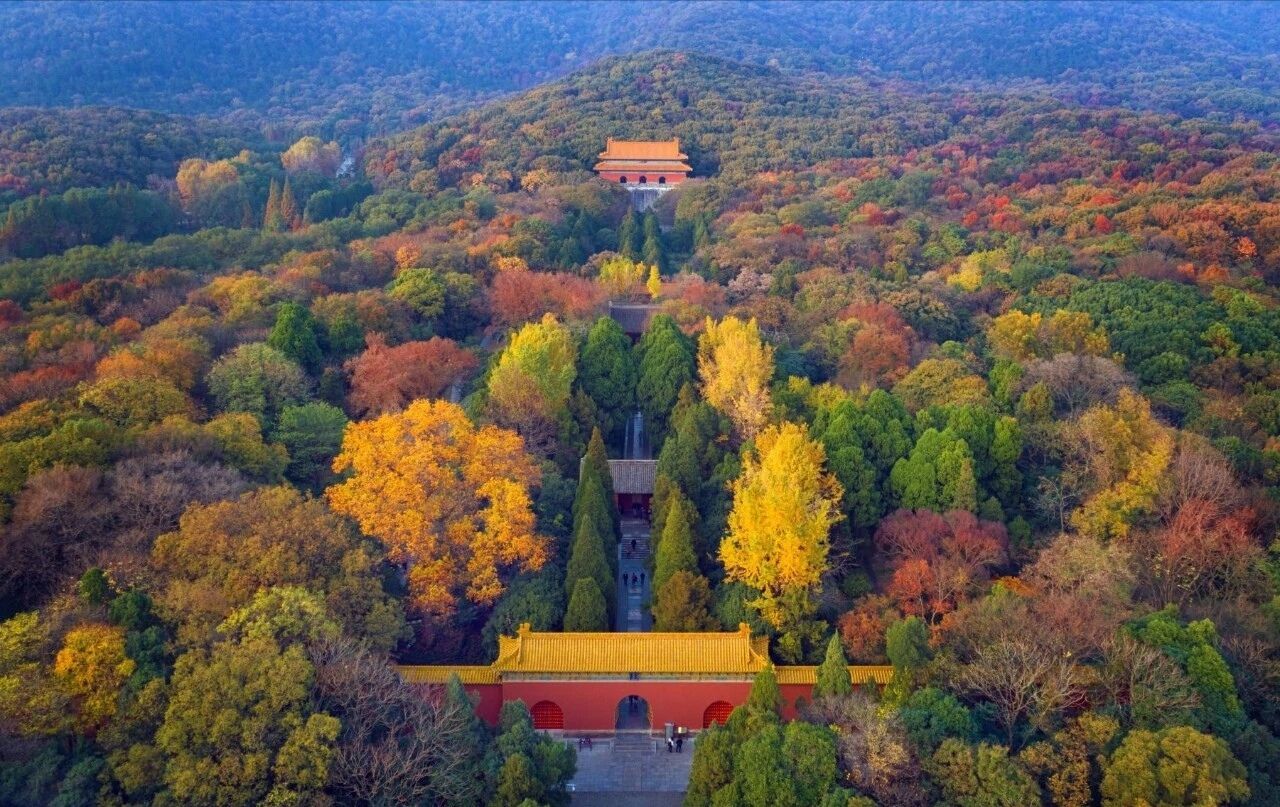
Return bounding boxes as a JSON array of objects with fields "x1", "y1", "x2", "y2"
[{"x1": 594, "y1": 160, "x2": 693, "y2": 173}]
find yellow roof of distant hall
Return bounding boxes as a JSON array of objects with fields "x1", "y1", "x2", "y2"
[
  {"x1": 598, "y1": 138, "x2": 688, "y2": 161},
  {"x1": 393, "y1": 624, "x2": 893, "y2": 685},
  {"x1": 494, "y1": 622, "x2": 770, "y2": 675}
]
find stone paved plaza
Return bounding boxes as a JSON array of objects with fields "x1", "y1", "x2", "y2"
[{"x1": 568, "y1": 733, "x2": 695, "y2": 801}]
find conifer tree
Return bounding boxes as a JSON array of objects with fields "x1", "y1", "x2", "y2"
[
  {"x1": 747, "y1": 665, "x2": 782, "y2": 725},
  {"x1": 280, "y1": 176, "x2": 300, "y2": 229},
  {"x1": 444, "y1": 673, "x2": 493, "y2": 794},
  {"x1": 653, "y1": 490, "x2": 698, "y2": 595},
  {"x1": 578, "y1": 428, "x2": 617, "y2": 529},
  {"x1": 563, "y1": 578, "x2": 608, "y2": 631},
  {"x1": 814, "y1": 634, "x2": 854, "y2": 698},
  {"x1": 635, "y1": 314, "x2": 695, "y2": 449},
  {"x1": 649, "y1": 473, "x2": 679, "y2": 555},
  {"x1": 564, "y1": 512, "x2": 614, "y2": 621},
  {"x1": 642, "y1": 211, "x2": 666, "y2": 274},
  {"x1": 618, "y1": 210, "x2": 642, "y2": 260},
  {"x1": 652, "y1": 571, "x2": 717, "y2": 632},
  {"x1": 579, "y1": 320, "x2": 637, "y2": 447},
  {"x1": 573, "y1": 473, "x2": 616, "y2": 581},
  {"x1": 263, "y1": 178, "x2": 283, "y2": 231}
]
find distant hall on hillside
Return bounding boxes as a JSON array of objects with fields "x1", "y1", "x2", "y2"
[{"x1": 595, "y1": 138, "x2": 691, "y2": 210}]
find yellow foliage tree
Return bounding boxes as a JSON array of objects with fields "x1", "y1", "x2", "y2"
[
  {"x1": 53, "y1": 623, "x2": 135, "y2": 733},
  {"x1": 720, "y1": 422, "x2": 843, "y2": 627},
  {"x1": 1069, "y1": 390, "x2": 1173, "y2": 540},
  {"x1": 486, "y1": 314, "x2": 577, "y2": 450},
  {"x1": 988, "y1": 310, "x2": 1110, "y2": 362},
  {"x1": 598, "y1": 255, "x2": 646, "y2": 297},
  {"x1": 947, "y1": 249, "x2": 1009, "y2": 292},
  {"x1": 175, "y1": 158, "x2": 238, "y2": 211},
  {"x1": 698, "y1": 315, "x2": 775, "y2": 440},
  {"x1": 327, "y1": 399, "x2": 547, "y2": 616},
  {"x1": 646, "y1": 264, "x2": 662, "y2": 300}
]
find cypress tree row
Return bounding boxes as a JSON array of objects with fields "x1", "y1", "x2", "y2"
[
  {"x1": 577, "y1": 428, "x2": 618, "y2": 536},
  {"x1": 564, "y1": 512, "x2": 614, "y2": 623},
  {"x1": 563, "y1": 578, "x2": 608, "y2": 631},
  {"x1": 635, "y1": 315, "x2": 696, "y2": 450},
  {"x1": 653, "y1": 490, "x2": 698, "y2": 595},
  {"x1": 579, "y1": 319, "x2": 637, "y2": 448}
]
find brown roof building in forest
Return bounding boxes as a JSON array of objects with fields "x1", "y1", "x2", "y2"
[{"x1": 594, "y1": 138, "x2": 692, "y2": 187}]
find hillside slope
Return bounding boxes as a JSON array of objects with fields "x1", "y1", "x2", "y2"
[
  {"x1": 363, "y1": 49, "x2": 1274, "y2": 194},
  {"x1": 1, "y1": 0, "x2": 1276, "y2": 137}
]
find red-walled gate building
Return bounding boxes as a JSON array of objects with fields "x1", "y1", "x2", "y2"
[{"x1": 398, "y1": 624, "x2": 892, "y2": 733}]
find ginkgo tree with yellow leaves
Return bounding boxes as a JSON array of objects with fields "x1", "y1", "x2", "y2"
[
  {"x1": 698, "y1": 315, "x2": 775, "y2": 441},
  {"x1": 326, "y1": 399, "x2": 549, "y2": 617},
  {"x1": 720, "y1": 421, "x2": 843, "y2": 629}
]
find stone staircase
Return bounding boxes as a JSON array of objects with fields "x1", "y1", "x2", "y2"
[{"x1": 621, "y1": 535, "x2": 650, "y2": 561}]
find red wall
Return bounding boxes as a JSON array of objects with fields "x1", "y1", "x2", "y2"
[
  {"x1": 461, "y1": 684, "x2": 504, "y2": 725},
  {"x1": 452, "y1": 680, "x2": 815, "y2": 730},
  {"x1": 597, "y1": 171, "x2": 687, "y2": 185}
]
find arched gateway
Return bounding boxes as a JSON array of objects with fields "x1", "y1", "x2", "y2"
[{"x1": 398, "y1": 625, "x2": 892, "y2": 733}]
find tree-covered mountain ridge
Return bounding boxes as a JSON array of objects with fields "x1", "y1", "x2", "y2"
[
  {"x1": 365, "y1": 49, "x2": 1278, "y2": 193},
  {"x1": 1, "y1": 0, "x2": 1276, "y2": 139}
]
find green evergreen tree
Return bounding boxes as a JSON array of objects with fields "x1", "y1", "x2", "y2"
[
  {"x1": 652, "y1": 570, "x2": 718, "y2": 632},
  {"x1": 885, "y1": 616, "x2": 932, "y2": 706},
  {"x1": 445, "y1": 672, "x2": 494, "y2": 796},
  {"x1": 685, "y1": 722, "x2": 736, "y2": 807},
  {"x1": 653, "y1": 490, "x2": 698, "y2": 595},
  {"x1": 563, "y1": 578, "x2": 608, "y2": 632},
  {"x1": 262, "y1": 178, "x2": 283, "y2": 231},
  {"x1": 618, "y1": 210, "x2": 642, "y2": 260},
  {"x1": 268, "y1": 301, "x2": 323, "y2": 373},
  {"x1": 747, "y1": 665, "x2": 783, "y2": 725},
  {"x1": 782, "y1": 721, "x2": 840, "y2": 806},
  {"x1": 813, "y1": 634, "x2": 853, "y2": 698},
  {"x1": 280, "y1": 176, "x2": 300, "y2": 229},
  {"x1": 635, "y1": 315, "x2": 695, "y2": 449},
  {"x1": 579, "y1": 318, "x2": 638, "y2": 447},
  {"x1": 734, "y1": 724, "x2": 794, "y2": 807},
  {"x1": 577, "y1": 428, "x2": 618, "y2": 536},
  {"x1": 275, "y1": 402, "x2": 346, "y2": 490},
  {"x1": 564, "y1": 512, "x2": 614, "y2": 621},
  {"x1": 641, "y1": 212, "x2": 666, "y2": 274},
  {"x1": 492, "y1": 753, "x2": 541, "y2": 807}
]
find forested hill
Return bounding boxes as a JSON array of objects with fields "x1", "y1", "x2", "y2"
[
  {"x1": 363, "y1": 51, "x2": 957, "y2": 189},
  {"x1": 2, "y1": 1, "x2": 1277, "y2": 138},
  {"x1": 364, "y1": 49, "x2": 1276, "y2": 193}
]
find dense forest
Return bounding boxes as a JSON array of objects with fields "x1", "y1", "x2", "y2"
[
  {"x1": 2, "y1": 1, "x2": 1278, "y2": 138},
  {"x1": 2, "y1": 4, "x2": 1280, "y2": 806}
]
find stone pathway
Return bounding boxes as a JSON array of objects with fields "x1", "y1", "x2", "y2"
[
  {"x1": 568, "y1": 735, "x2": 696, "y2": 798},
  {"x1": 617, "y1": 518, "x2": 651, "y2": 632},
  {"x1": 567, "y1": 513, "x2": 695, "y2": 803}
]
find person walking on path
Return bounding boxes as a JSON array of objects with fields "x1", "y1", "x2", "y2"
[
  {"x1": 676, "y1": 735, "x2": 684, "y2": 753},
  {"x1": 666, "y1": 737, "x2": 674, "y2": 753}
]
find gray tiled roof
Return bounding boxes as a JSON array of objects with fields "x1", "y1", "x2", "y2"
[{"x1": 607, "y1": 459, "x2": 657, "y2": 495}]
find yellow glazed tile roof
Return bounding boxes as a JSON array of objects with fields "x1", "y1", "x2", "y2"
[
  {"x1": 495, "y1": 623, "x2": 770, "y2": 675},
  {"x1": 598, "y1": 138, "x2": 688, "y2": 160},
  {"x1": 774, "y1": 665, "x2": 894, "y2": 686},
  {"x1": 395, "y1": 626, "x2": 892, "y2": 686},
  {"x1": 396, "y1": 665, "x2": 500, "y2": 685}
]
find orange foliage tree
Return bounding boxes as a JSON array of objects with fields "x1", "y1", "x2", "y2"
[
  {"x1": 875, "y1": 508, "x2": 1008, "y2": 623},
  {"x1": 344, "y1": 333, "x2": 477, "y2": 416},
  {"x1": 326, "y1": 399, "x2": 547, "y2": 616}
]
